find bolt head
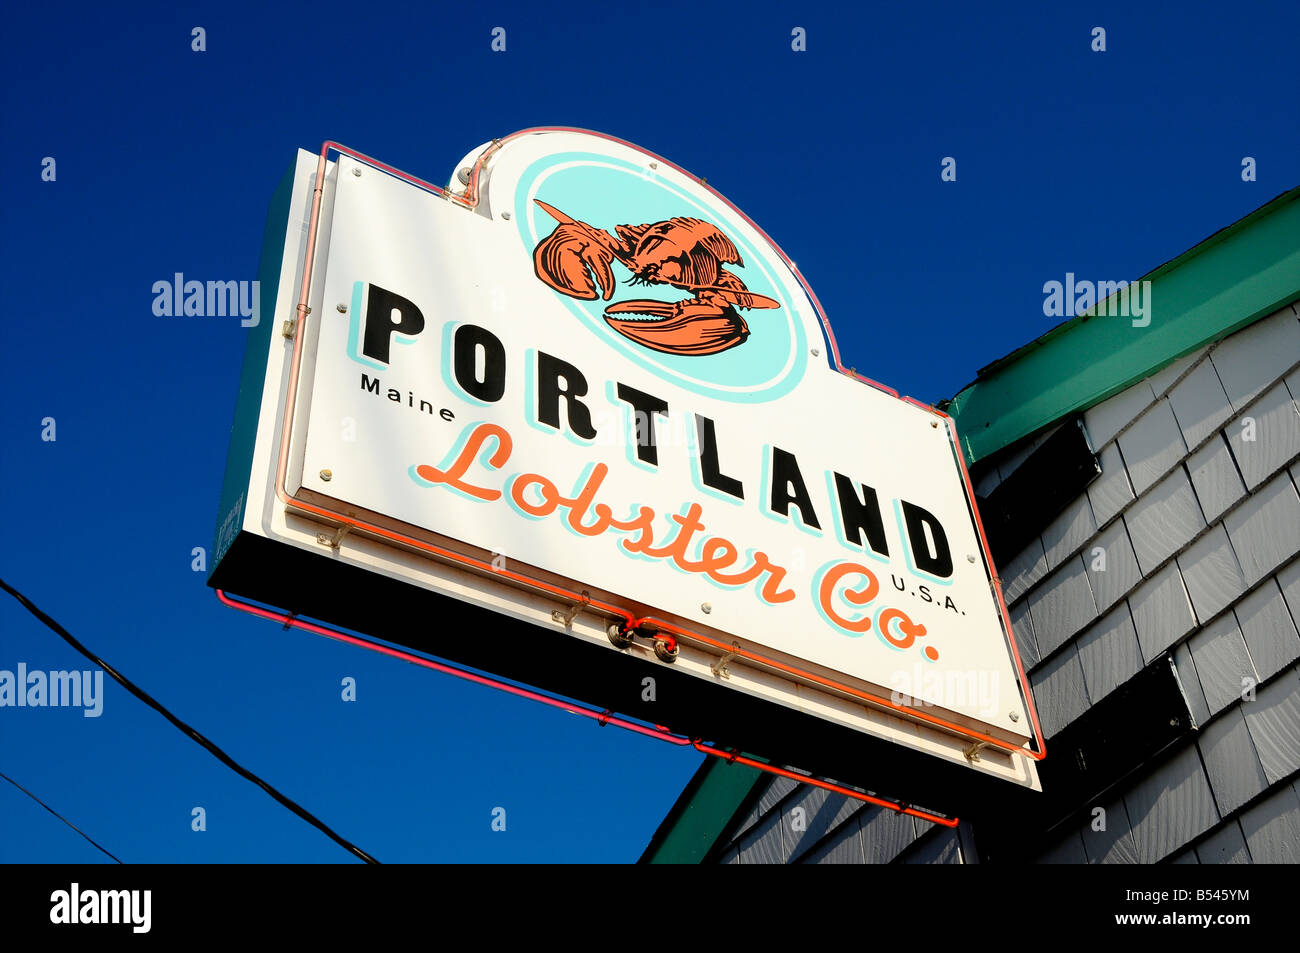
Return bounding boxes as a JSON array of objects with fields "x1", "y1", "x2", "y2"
[
  {"x1": 701, "y1": 603, "x2": 712, "y2": 614},
  {"x1": 501, "y1": 211, "x2": 512, "y2": 220},
  {"x1": 1009, "y1": 711, "x2": 1020, "y2": 722},
  {"x1": 320, "y1": 469, "x2": 333, "y2": 481},
  {"x1": 811, "y1": 348, "x2": 820, "y2": 357},
  {"x1": 351, "y1": 167, "x2": 361, "y2": 177},
  {"x1": 336, "y1": 303, "x2": 348, "y2": 313}
]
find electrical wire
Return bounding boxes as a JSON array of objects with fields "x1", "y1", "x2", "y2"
[
  {"x1": 0, "y1": 575, "x2": 380, "y2": 864},
  {"x1": 0, "y1": 768, "x2": 124, "y2": 863}
]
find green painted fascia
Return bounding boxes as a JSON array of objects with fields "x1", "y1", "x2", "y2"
[
  {"x1": 948, "y1": 185, "x2": 1300, "y2": 465},
  {"x1": 209, "y1": 159, "x2": 297, "y2": 571},
  {"x1": 640, "y1": 756, "x2": 765, "y2": 864}
]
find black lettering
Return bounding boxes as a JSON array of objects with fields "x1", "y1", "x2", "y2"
[
  {"x1": 453, "y1": 324, "x2": 506, "y2": 403},
  {"x1": 536, "y1": 352, "x2": 596, "y2": 440},
  {"x1": 362, "y1": 284, "x2": 425, "y2": 365},
  {"x1": 901, "y1": 502, "x2": 953, "y2": 578},
  {"x1": 832, "y1": 472, "x2": 889, "y2": 557},
  {"x1": 694, "y1": 415, "x2": 744, "y2": 500},
  {"x1": 616, "y1": 383, "x2": 669, "y2": 466},
  {"x1": 769, "y1": 447, "x2": 820, "y2": 529},
  {"x1": 361, "y1": 373, "x2": 380, "y2": 394}
]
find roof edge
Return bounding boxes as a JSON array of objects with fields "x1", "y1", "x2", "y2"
[
  {"x1": 949, "y1": 184, "x2": 1300, "y2": 465},
  {"x1": 639, "y1": 756, "x2": 765, "y2": 864}
]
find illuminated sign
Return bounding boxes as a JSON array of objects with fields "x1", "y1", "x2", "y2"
[{"x1": 211, "y1": 131, "x2": 1043, "y2": 791}]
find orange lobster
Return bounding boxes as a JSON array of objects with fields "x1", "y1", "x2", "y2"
[{"x1": 531, "y1": 200, "x2": 779, "y2": 356}]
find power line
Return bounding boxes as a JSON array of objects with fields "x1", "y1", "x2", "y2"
[
  {"x1": 0, "y1": 768, "x2": 124, "y2": 864},
  {"x1": 0, "y1": 576, "x2": 380, "y2": 864}
]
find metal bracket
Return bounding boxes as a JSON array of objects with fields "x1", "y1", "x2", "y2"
[
  {"x1": 316, "y1": 524, "x2": 350, "y2": 550},
  {"x1": 963, "y1": 741, "x2": 989, "y2": 763},
  {"x1": 284, "y1": 304, "x2": 311, "y2": 339},
  {"x1": 552, "y1": 590, "x2": 591, "y2": 627},
  {"x1": 711, "y1": 641, "x2": 743, "y2": 680}
]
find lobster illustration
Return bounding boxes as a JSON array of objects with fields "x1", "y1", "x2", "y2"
[{"x1": 531, "y1": 200, "x2": 779, "y2": 356}]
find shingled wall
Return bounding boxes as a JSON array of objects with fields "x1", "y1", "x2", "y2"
[{"x1": 706, "y1": 301, "x2": 1300, "y2": 864}]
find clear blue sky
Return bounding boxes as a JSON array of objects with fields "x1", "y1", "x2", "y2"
[{"x1": 2, "y1": 0, "x2": 1297, "y2": 862}]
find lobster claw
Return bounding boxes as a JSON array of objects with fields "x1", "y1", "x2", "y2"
[
  {"x1": 604, "y1": 298, "x2": 750, "y2": 356},
  {"x1": 533, "y1": 222, "x2": 617, "y2": 301}
]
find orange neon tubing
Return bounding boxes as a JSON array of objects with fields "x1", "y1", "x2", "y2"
[
  {"x1": 262, "y1": 134, "x2": 1041, "y2": 766},
  {"x1": 215, "y1": 588, "x2": 958, "y2": 829}
]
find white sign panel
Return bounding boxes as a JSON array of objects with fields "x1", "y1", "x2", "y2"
[{"x1": 288, "y1": 131, "x2": 1037, "y2": 755}]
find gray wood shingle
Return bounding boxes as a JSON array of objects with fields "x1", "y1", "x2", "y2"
[
  {"x1": 1238, "y1": 781, "x2": 1300, "y2": 864},
  {"x1": 1124, "y1": 467, "x2": 1207, "y2": 575},
  {"x1": 1084, "y1": 380, "x2": 1157, "y2": 449},
  {"x1": 1080, "y1": 797, "x2": 1138, "y2": 864},
  {"x1": 903, "y1": 827, "x2": 962, "y2": 864},
  {"x1": 1000, "y1": 536, "x2": 1049, "y2": 605},
  {"x1": 1009, "y1": 599, "x2": 1039, "y2": 669},
  {"x1": 1123, "y1": 743, "x2": 1220, "y2": 863},
  {"x1": 757, "y1": 774, "x2": 799, "y2": 815},
  {"x1": 1030, "y1": 643, "x2": 1091, "y2": 738},
  {"x1": 859, "y1": 805, "x2": 915, "y2": 863},
  {"x1": 1197, "y1": 706, "x2": 1269, "y2": 816},
  {"x1": 1234, "y1": 578, "x2": 1300, "y2": 681},
  {"x1": 1278, "y1": 556, "x2": 1300, "y2": 635},
  {"x1": 800, "y1": 811, "x2": 866, "y2": 864},
  {"x1": 784, "y1": 787, "x2": 860, "y2": 862},
  {"x1": 1225, "y1": 380, "x2": 1300, "y2": 490},
  {"x1": 1042, "y1": 495, "x2": 1098, "y2": 570},
  {"x1": 1038, "y1": 829, "x2": 1088, "y2": 864},
  {"x1": 1186, "y1": 433, "x2": 1246, "y2": 524},
  {"x1": 1149, "y1": 349, "x2": 1206, "y2": 398},
  {"x1": 1130, "y1": 563, "x2": 1198, "y2": 662},
  {"x1": 1188, "y1": 614, "x2": 1258, "y2": 716},
  {"x1": 1084, "y1": 520, "x2": 1142, "y2": 613},
  {"x1": 1088, "y1": 442, "x2": 1136, "y2": 526},
  {"x1": 1222, "y1": 470, "x2": 1300, "y2": 586},
  {"x1": 1168, "y1": 357, "x2": 1234, "y2": 450},
  {"x1": 1173, "y1": 643, "x2": 1211, "y2": 728},
  {"x1": 1076, "y1": 602, "x2": 1143, "y2": 702},
  {"x1": 1027, "y1": 554, "x2": 1099, "y2": 657},
  {"x1": 738, "y1": 808, "x2": 788, "y2": 863},
  {"x1": 1176, "y1": 523, "x2": 1247, "y2": 623},
  {"x1": 1241, "y1": 666, "x2": 1300, "y2": 785},
  {"x1": 1118, "y1": 400, "x2": 1189, "y2": 496},
  {"x1": 1208, "y1": 306, "x2": 1300, "y2": 412},
  {"x1": 1194, "y1": 820, "x2": 1252, "y2": 864}
]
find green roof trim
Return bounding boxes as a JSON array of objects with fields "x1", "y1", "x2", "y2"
[
  {"x1": 639, "y1": 756, "x2": 765, "y2": 864},
  {"x1": 948, "y1": 185, "x2": 1300, "y2": 465}
]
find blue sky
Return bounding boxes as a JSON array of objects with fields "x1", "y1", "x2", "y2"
[{"x1": 2, "y1": 1, "x2": 1297, "y2": 862}]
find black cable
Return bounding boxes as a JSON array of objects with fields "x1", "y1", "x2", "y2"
[
  {"x1": 0, "y1": 768, "x2": 124, "y2": 864},
  {"x1": 0, "y1": 576, "x2": 380, "y2": 864}
]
